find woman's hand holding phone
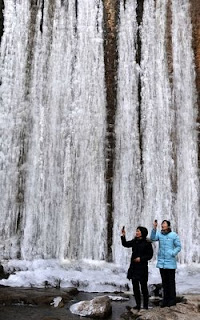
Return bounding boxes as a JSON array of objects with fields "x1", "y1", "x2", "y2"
[
  {"x1": 121, "y1": 226, "x2": 126, "y2": 236},
  {"x1": 153, "y1": 219, "x2": 158, "y2": 229}
]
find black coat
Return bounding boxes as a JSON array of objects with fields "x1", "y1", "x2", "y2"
[{"x1": 121, "y1": 236, "x2": 153, "y2": 281}]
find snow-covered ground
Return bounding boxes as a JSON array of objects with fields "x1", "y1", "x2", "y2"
[{"x1": 0, "y1": 259, "x2": 199, "y2": 295}]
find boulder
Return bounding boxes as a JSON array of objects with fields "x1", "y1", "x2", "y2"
[
  {"x1": 70, "y1": 295, "x2": 112, "y2": 318},
  {"x1": 125, "y1": 295, "x2": 200, "y2": 320},
  {"x1": 0, "y1": 264, "x2": 9, "y2": 280}
]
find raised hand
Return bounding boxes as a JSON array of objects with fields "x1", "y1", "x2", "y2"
[
  {"x1": 121, "y1": 226, "x2": 126, "y2": 236},
  {"x1": 153, "y1": 219, "x2": 158, "y2": 229},
  {"x1": 133, "y1": 257, "x2": 140, "y2": 263}
]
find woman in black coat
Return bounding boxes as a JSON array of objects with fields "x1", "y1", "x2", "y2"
[{"x1": 121, "y1": 226, "x2": 153, "y2": 311}]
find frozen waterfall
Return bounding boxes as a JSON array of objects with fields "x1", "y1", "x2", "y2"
[
  {"x1": 0, "y1": 0, "x2": 199, "y2": 271},
  {"x1": 114, "y1": 0, "x2": 199, "y2": 266},
  {"x1": 0, "y1": 0, "x2": 107, "y2": 261}
]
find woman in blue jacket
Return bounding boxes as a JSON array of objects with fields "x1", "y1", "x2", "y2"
[{"x1": 150, "y1": 220, "x2": 181, "y2": 307}]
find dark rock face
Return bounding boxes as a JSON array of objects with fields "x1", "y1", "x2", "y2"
[
  {"x1": 103, "y1": 0, "x2": 119, "y2": 262},
  {"x1": 190, "y1": 1, "x2": 200, "y2": 98},
  {"x1": 190, "y1": 0, "x2": 200, "y2": 168},
  {"x1": 0, "y1": 0, "x2": 4, "y2": 43}
]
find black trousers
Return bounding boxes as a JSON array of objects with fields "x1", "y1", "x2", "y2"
[
  {"x1": 160, "y1": 268, "x2": 176, "y2": 306},
  {"x1": 132, "y1": 279, "x2": 149, "y2": 309}
]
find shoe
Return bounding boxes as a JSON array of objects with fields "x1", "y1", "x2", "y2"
[
  {"x1": 126, "y1": 305, "x2": 140, "y2": 311},
  {"x1": 130, "y1": 307, "x2": 140, "y2": 314},
  {"x1": 132, "y1": 306, "x2": 140, "y2": 311},
  {"x1": 125, "y1": 306, "x2": 132, "y2": 311},
  {"x1": 160, "y1": 302, "x2": 168, "y2": 308},
  {"x1": 130, "y1": 306, "x2": 140, "y2": 313},
  {"x1": 168, "y1": 302, "x2": 176, "y2": 307}
]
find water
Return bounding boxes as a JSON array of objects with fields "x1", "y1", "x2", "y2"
[
  {"x1": 0, "y1": 0, "x2": 199, "y2": 269},
  {"x1": 0, "y1": 290, "x2": 140, "y2": 320}
]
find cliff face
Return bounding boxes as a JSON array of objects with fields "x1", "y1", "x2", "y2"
[
  {"x1": 103, "y1": 0, "x2": 119, "y2": 261},
  {"x1": 0, "y1": 0, "x2": 4, "y2": 43},
  {"x1": 190, "y1": 1, "x2": 200, "y2": 98},
  {"x1": 190, "y1": 0, "x2": 200, "y2": 167}
]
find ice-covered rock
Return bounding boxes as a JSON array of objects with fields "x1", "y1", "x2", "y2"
[
  {"x1": 70, "y1": 295, "x2": 112, "y2": 318},
  {"x1": 50, "y1": 296, "x2": 64, "y2": 308},
  {"x1": 108, "y1": 295, "x2": 129, "y2": 301}
]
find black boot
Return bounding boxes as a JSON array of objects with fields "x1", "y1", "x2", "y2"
[
  {"x1": 132, "y1": 280, "x2": 141, "y2": 310},
  {"x1": 134, "y1": 296, "x2": 141, "y2": 310},
  {"x1": 143, "y1": 295, "x2": 149, "y2": 309},
  {"x1": 160, "y1": 300, "x2": 168, "y2": 308}
]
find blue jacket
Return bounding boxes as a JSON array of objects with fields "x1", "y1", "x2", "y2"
[{"x1": 150, "y1": 229, "x2": 181, "y2": 269}]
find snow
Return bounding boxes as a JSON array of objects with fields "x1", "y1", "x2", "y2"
[
  {"x1": 50, "y1": 296, "x2": 63, "y2": 307},
  {"x1": 0, "y1": 259, "x2": 199, "y2": 295}
]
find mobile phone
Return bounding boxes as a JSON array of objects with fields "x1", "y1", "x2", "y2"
[
  {"x1": 154, "y1": 220, "x2": 157, "y2": 223},
  {"x1": 122, "y1": 226, "x2": 125, "y2": 231}
]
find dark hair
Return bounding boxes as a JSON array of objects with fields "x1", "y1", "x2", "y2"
[
  {"x1": 162, "y1": 220, "x2": 171, "y2": 227},
  {"x1": 137, "y1": 226, "x2": 148, "y2": 239}
]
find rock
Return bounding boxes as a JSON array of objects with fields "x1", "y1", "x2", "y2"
[
  {"x1": 0, "y1": 287, "x2": 78, "y2": 306},
  {"x1": 124, "y1": 295, "x2": 200, "y2": 320},
  {"x1": 184, "y1": 295, "x2": 200, "y2": 313},
  {"x1": 190, "y1": 0, "x2": 200, "y2": 95},
  {"x1": 41, "y1": 317, "x2": 60, "y2": 320},
  {"x1": 149, "y1": 284, "x2": 186, "y2": 307},
  {"x1": 70, "y1": 295, "x2": 112, "y2": 318},
  {"x1": 190, "y1": 0, "x2": 200, "y2": 147},
  {"x1": 148, "y1": 283, "x2": 163, "y2": 298},
  {"x1": 50, "y1": 296, "x2": 64, "y2": 308},
  {"x1": 108, "y1": 295, "x2": 129, "y2": 301},
  {"x1": 0, "y1": 264, "x2": 9, "y2": 280}
]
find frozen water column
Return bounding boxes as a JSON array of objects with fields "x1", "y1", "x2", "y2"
[
  {"x1": 0, "y1": 0, "x2": 107, "y2": 261},
  {"x1": 172, "y1": 0, "x2": 199, "y2": 264},
  {"x1": 113, "y1": 0, "x2": 143, "y2": 266}
]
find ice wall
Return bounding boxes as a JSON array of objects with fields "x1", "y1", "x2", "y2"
[
  {"x1": 0, "y1": 0, "x2": 199, "y2": 265},
  {"x1": 113, "y1": 0, "x2": 143, "y2": 265},
  {"x1": 113, "y1": 0, "x2": 199, "y2": 266},
  {"x1": 0, "y1": 0, "x2": 107, "y2": 261}
]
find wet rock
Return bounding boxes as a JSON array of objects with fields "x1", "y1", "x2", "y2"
[
  {"x1": 41, "y1": 317, "x2": 60, "y2": 320},
  {"x1": 70, "y1": 295, "x2": 112, "y2": 318},
  {"x1": 0, "y1": 287, "x2": 78, "y2": 306},
  {"x1": 0, "y1": 264, "x2": 9, "y2": 280},
  {"x1": 148, "y1": 283, "x2": 163, "y2": 298}
]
